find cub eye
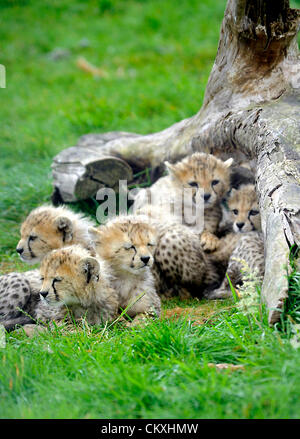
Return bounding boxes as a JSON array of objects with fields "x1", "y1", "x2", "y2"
[
  {"x1": 40, "y1": 277, "x2": 44, "y2": 282},
  {"x1": 29, "y1": 235, "x2": 37, "y2": 241},
  {"x1": 232, "y1": 209, "x2": 238, "y2": 215},
  {"x1": 53, "y1": 277, "x2": 62, "y2": 282},
  {"x1": 124, "y1": 244, "x2": 135, "y2": 251},
  {"x1": 147, "y1": 243, "x2": 155, "y2": 247},
  {"x1": 188, "y1": 182, "x2": 198, "y2": 188},
  {"x1": 211, "y1": 180, "x2": 219, "y2": 186},
  {"x1": 249, "y1": 209, "x2": 259, "y2": 216}
]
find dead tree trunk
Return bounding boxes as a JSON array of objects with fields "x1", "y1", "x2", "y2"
[{"x1": 52, "y1": 0, "x2": 300, "y2": 324}]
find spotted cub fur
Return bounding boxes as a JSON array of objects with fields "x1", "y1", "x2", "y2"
[
  {"x1": 0, "y1": 270, "x2": 42, "y2": 330},
  {"x1": 133, "y1": 153, "x2": 233, "y2": 251},
  {"x1": 0, "y1": 205, "x2": 96, "y2": 329},
  {"x1": 89, "y1": 215, "x2": 161, "y2": 324},
  {"x1": 152, "y1": 220, "x2": 221, "y2": 299},
  {"x1": 207, "y1": 184, "x2": 264, "y2": 299}
]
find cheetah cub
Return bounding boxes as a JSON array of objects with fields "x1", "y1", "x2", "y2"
[
  {"x1": 0, "y1": 205, "x2": 96, "y2": 329},
  {"x1": 2, "y1": 246, "x2": 119, "y2": 332},
  {"x1": 16, "y1": 204, "x2": 95, "y2": 265},
  {"x1": 207, "y1": 184, "x2": 264, "y2": 299},
  {"x1": 133, "y1": 153, "x2": 233, "y2": 251},
  {"x1": 228, "y1": 183, "x2": 261, "y2": 234},
  {"x1": 89, "y1": 215, "x2": 161, "y2": 325},
  {"x1": 37, "y1": 245, "x2": 119, "y2": 325}
]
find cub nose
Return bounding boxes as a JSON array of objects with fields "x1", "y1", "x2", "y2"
[
  {"x1": 16, "y1": 248, "x2": 24, "y2": 255},
  {"x1": 236, "y1": 222, "x2": 245, "y2": 230},
  {"x1": 40, "y1": 291, "x2": 49, "y2": 298},
  {"x1": 141, "y1": 256, "x2": 150, "y2": 265},
  {"x1": 203, "y1": 193, "x2": 211, "y2": 202}
]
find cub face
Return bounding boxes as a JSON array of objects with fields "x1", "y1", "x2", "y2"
[
  {"x1": 90, "y1": 215, "x2": 157, "y2": 275},
  {"x1": 165, "y1": 153, "x2": 233, "y2": 209},
  {"x1": 228, "y1": 184, "x2": 261, "y2": 233},
  {"x1": 39, "y1": 246, "x2": 100, "y2": 307},
  {"x1": 16, "y1": 207, "x2": 76, "y2": 265}
]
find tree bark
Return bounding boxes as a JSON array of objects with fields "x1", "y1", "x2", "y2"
[{"x1": 52, "y1": 0, "x2": 300, "y2": 324}]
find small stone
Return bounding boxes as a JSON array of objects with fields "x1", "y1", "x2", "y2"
[
  {"x1": 47, "y1": 48, "x2": 71, "y2": 61},
  {"x1": 207, "y1": 363, "x2": 245, "y2": 371},
  {"x1": 77, "y1": 38, "x2": 91, "y2": 48}
]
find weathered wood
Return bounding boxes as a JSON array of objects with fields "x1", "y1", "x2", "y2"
[
  {"x1": 193, "y1": 92, "x2": 300, "y2": 324},
  {"x1": 52, "y1": 132, "x2": 134, "y2": 202},
  {"x1": 51, "y1": 0, "x2": 300, "y2": 323}
]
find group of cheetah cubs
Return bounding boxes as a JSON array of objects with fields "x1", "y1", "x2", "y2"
[{"x1": 0, "y1": 152, "x2": 265, "y2": 333}]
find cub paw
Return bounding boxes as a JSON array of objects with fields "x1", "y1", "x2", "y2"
[
  {"x1": 204, "y1": 288, "x2": 232, "y2": 300},
  {"x1": 200, "y1": 231, "x2": 219, "y2": 252},
  {"x1": 178, "y1": 287, "x2": 193, "y2": 300},
  {"x1": 126, "y1": 313, "x2": 149, "y2": 328},
  {"x1": 18, "y1": 324, "x2": 47, "y2": 337}
]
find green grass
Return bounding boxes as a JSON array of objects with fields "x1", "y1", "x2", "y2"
[
  {"x1": 2, "y1": 301, "x2": 300, "y2": 419},
  {"x1": 1, "y1": 0, "x2": 300, "y2": 419},
  {"x1": 279, "y1": 246, "x2": 300, "y2": 335}
]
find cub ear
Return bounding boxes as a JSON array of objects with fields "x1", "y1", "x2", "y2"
[
  {"x1": 89, "y1": 227, "x2": 99, "y2": 238},
  {"x1": 165, "y1": 161, "x2": 180, "y2": 180},
  {"x1": 80, "y1": 257, "x2": 100, "y2": 284},
  {"x1": 224, "y1": 158, "x2": 234, "y2": 168},
  {"x1": 88, "y1": 227, "x2": 102, "y2": 244},
  {"x1": 55, "y1": 216, "x2": 73, "y2": 242}
]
